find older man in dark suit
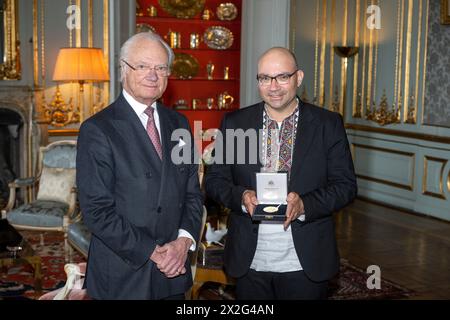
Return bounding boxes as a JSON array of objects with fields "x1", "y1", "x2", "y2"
[
  {"x1": 205, "y1": 47, "x2": 357, "y2": 300},
  {"x1": 76, "y1": 32, "x2": 203, "y2": 300}
]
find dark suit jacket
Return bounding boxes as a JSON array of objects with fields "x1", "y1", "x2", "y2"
[
  {"x1": 205, "y1": 100, "x2": 357, "y2": 282},
  {"x1": 76, "y1": 93, "x2": 203, "y2": 299}
]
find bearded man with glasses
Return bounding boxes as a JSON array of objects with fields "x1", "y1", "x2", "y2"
[
  {"x1": 76, "y1": 32, "x2": 203, "y2": 300},
  {"x1": 205, "y1": 47, "x2": 357, "y2": 300}
]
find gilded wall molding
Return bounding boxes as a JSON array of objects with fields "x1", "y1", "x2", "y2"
[
  {"x1": 402, "y1": 0, "x2": 414, "y2": 123},
  {"x1": 0, "y1": 0, "x2": 21, "y2": 80},
  {"x1": 328, "y1": 0, "x2": 336, "y2": 110},
  {"x1": 422, "y1": 156, "x2": 448, "y2": 199},
  {"x1": 352, "y1": 143, "x2": 415, "y2": 191},
  {"x1": 346, "y1": 124, "x2": 450, "y2": 144},
  {"x1": 352, "y1": 0, "x2": 361, "y2": 118},
  {"x1": 420, "y1": 0, "x2": 429, "y2": 126},
  {"x1": 318, "y1": 0, "x2": 327, "y2": 106}
]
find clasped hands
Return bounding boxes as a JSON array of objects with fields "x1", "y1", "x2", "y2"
[
  {"x1": 150, "y1": 237, "x2": 192, "y2": 278},
  {"x1": 242, "y1": 190, "x2": 305, "y2": 230}
]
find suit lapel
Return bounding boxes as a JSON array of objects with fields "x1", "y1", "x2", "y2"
[
  {"x1": 289, "y1": 101, "x2": 320, "y2": 186},
  {"x1": 248, "y1": 103, "x2": 264, "y2": 169},
  {"x1": 155, "y1": 103, "x2": 179, "y2": 204}
]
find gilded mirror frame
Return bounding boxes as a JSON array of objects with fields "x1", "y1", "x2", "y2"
[{"x1": 0, "y1": 0, "x2": 20, "y2": 80}]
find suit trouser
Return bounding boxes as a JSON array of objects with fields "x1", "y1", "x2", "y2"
[{"x1": 236, "y1": 269, "x2": 328, "y2": 300}]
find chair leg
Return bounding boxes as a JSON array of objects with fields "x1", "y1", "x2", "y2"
[
  {"x1": 39, "y1": 233, "x2": 44, "y2": 246},
  {"x1": 68, "y1": 244, "x2": 74, "y2": 263},
  {"x1": 64, "y1": 232, "x2": 69, "y2": 263}
]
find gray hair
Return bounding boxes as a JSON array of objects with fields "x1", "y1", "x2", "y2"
[{"x1": 119, "y1": 32, "x2": 175, "y2": 82}]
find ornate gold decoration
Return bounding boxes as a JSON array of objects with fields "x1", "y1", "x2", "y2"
[
  {"x1": 33, "y1": 0, "x2": 38, "y2": 85},
  {"x1": 42, "y1": 86, "x2": 80, "y2": 127},
  {"x1": 92, "y1": 87, "x2": 106, "y2": 115},
  {"x1": 313, "y1": 0, "x2": 320, "y2": 104},
  {"x1": 352, "y1": 0, "x2": 361, "y2": 118},
  {"x1": 354, "y1": 93, "x2": 362, "y2": 118},
  {"x1": 422, "y1": 156, "x2": 447, "y2": 200},
  {"x1": 405, "y1": 94, "x2": 416, "y2": 124},
  {"x1": 216, "y1": 3, "x2": 238, "y2": 21},
  {"x1": 402, "y1": 0, "x2": 414, "y2": 122},
  {"x1": 319, "y1": 0, "x2": 327, "y2": 106},
  {"x1": 136, "y1": 1, "x2": 144, "y2": 16},
  {"x1": 397, "y1": 0, "x2": 405, "y2": 111},
  {"x1": 172, "y1": 52, "x2": 199, "y2": 79},
  {"x1": 103, "y1": 0, "x2": 110, "y2": 109},
  {"x1": 1, "y1": 0, "x2": 21, "y2": 80},
  {"x1": 328, "y1": 0, "x2": 336, "y2": 111},
  {"x1": 76, "y1": 0, "x2": 81, "y2": 47},
  {"x1": 442, "y1": 0, "x2": 450, "y2": 24},
  {"x1": 360, "y1": 0, "x2": 368, "y2": 115},
  {"x1": 158, "y1": 0, "x2": 205, "y2": 19},
  {"x1": 339, "y1": 0, "x2": 348, "y2": 115},
  {"x1": 366, "y1": 90, "x2": 400, "y2": 126},
  {"x1": 331, "y1": 86, "x2": 339, "y2": 113}
]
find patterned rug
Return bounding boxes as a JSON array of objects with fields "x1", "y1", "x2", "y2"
[
  {"x1": 0, "y1": 232, "x2": 414, "y2": 300},
  {"x1": 0, "y1": 231, "x2": 85, "y2": 300},
  {"x1": 327, "y1": 260, "x2": 414, "y2": 300}
]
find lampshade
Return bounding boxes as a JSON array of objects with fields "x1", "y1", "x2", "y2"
[{"x1": 53, "y1": 47, "x2": 109, "y2": 82}]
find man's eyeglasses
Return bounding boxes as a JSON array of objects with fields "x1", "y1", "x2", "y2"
[
  {"x1": 122, "y1": 60, "x2": 170, "y2": 77},
  {"x1": 256, "y1": 70, "x2": 298, "y2": 86}
]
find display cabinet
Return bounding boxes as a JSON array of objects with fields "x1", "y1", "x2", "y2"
[{"x1": 136, "y1": 0, "x2": 242, "y2": 131}]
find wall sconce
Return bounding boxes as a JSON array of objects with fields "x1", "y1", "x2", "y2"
[
  {"x1": 333, "y1": 46, "x2": 359, "y2": 115},
  {"x1": 45, "y1": 47, "x2": 109, "y2": 126}
]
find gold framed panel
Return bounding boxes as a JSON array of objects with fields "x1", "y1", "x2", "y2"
[
  {"x1": 0, "y1": 0, "x2": 21, "y2": 80},
  {"x1": 352, "y1": 143, "x2": 415, "y2": 191},
  {"x1": 442, "y1": 0, "x2": 450, "y2": 24},
  {"x1": 447, "y1": 170, "x2": 450, "y2": 193},
  {"x1": 346, "y1": 124, "x2": 450, "y2": 144},
  {"x1": 422, "y1": 156, "x2": 447, "y2": 199},
  {"x1": 48, "y1": 129, "x2": 79, "y2": 137}
]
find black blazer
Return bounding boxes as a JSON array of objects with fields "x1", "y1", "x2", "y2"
[
  {"x1": 205, "y1": 100, "x2": 357, "y2": 282},
  {"x1": 76, "y1": 93, "x2": 203, "y2": 299}
]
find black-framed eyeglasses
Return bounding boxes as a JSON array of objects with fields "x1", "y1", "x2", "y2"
[
  {"x1": 121, "y1": 59, "x2": 170, "y2": 77},
  {"x1": 256, "y1": 70, "x2": 298, "y2": 86}
]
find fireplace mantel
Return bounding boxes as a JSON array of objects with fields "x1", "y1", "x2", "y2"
[{"x1": 0, "y1": 86, "x2": 40, "y2": 204}]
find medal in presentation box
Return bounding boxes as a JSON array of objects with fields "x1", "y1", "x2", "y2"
[{"x1": 252, "y1": 172, "x2": 287, "y2": 221}]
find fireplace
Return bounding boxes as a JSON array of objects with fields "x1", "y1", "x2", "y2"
[
  {"x1": 0, "y1": 108, "x2": 23, "y2": 206},
  {"x1": 0, "y1": 86, "x2": 38, "y2": 210}
]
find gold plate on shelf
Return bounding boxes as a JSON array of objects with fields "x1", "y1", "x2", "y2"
[
  {"x1": 172, "y1": 53, "x2": 199, "y2": 79},
  {"x1": 136, "y1": 23, "x2": 156, "y2": 34},
  {"x1": 216, "y1": 3, "x2": 238, "y2": 21},
  {"x1": 158, "y1": 0, "x2": 205, "y2": 19},
  {"x1": 204, "y1": 26, "x2": 234, "y2": 50}
]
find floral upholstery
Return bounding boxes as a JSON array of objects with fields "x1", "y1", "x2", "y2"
[
  {"x1": 7, "y1": 200, "x2": 68, "y2": 228},
  {"x1": 43, "y1": 144, "x2": 77, "y2": 169},
  {"x1": 36, "y1": 167, "x2": 76, "y2": 205}
]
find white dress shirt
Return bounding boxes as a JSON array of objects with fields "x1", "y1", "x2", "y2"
[
  {"x1": 248, "y1": 119, "x2": 305, "y2": 272},
  {"x1": 123, "y1": 89, "x2": 196, "y2": 251}
]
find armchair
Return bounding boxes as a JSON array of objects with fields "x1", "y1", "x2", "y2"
[{"x1": 4, "y1": 140, "x2": 77, "y2": 261}]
